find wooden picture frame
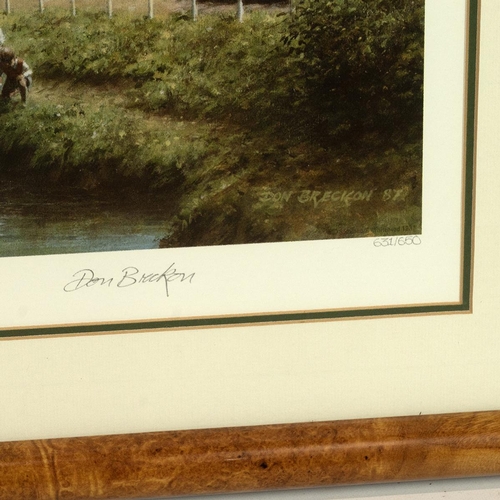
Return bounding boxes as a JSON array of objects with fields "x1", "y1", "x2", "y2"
[{"x1": 1, "y1": 0, "x2": 499, "y2": 498}]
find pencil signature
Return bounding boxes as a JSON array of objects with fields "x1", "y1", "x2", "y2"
[{"x1": 63, "y1": 264, "x2": 195, "y2": 297}]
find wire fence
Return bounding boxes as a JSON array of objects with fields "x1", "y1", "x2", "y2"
[{"x1": 3, "y1": 0, "x2": 292, "y2": 20}]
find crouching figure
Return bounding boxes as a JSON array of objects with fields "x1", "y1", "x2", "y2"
[{"x1": 0, "y1": 47, "x2": 32, "y2": 103}]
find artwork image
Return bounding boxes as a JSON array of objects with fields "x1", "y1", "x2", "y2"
[{"x1": 0, "y1": 0, "x2": 424, "y2": 257}]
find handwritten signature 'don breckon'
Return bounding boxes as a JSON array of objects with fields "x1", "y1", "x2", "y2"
[{"x1": 63, "y1": 264, "x2": 195, "y2": 297}]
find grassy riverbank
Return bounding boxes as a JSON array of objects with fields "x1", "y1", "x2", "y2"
[{"x1": 0, "y1": 3, "x2": 423, "y2": 247}]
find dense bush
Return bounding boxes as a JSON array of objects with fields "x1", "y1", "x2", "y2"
[
  {"x1": 128, "y1": 12, "x2": 291, "y2": 124},
  {"x1": 282, "y1": 0, "x2": 424, "y2": 139}
]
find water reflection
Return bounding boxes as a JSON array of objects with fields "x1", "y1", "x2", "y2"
[{"x1": 0, "y1": 181, "x2": 171, "y2": 257}]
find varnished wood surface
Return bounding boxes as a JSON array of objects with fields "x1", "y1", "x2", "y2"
[{"x1": 1, "y1": 410, "x2": 500, "y2": 500}]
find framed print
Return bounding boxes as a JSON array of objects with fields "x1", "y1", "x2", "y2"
[
  {"x1": 0, "y1": 0, "x2": 473, "y2": 337},
  {"x1": 3, "y1": 0, "x2": 500, "y2": 498}
]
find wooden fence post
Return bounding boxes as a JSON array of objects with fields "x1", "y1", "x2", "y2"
[
  {"x1": 70, "y1": 0, "x2": 76, "y2": 16},
  {"x1": 192, "y1": 0, "x2": 197, "y2": 21},
  {"x1": 4, "y1": 0, "x2": 10, "y2": 14},
  {"x1": 148, "y1": 0, "x2": 153, "y2": 19},
  {"x1": 107, "y1": 0, "x2": 112, "y2": 17},
  {"x1": 39, "y1": 0, "x2": 44, "y2": 12},
  {"x1": 237, "y1": 0, "x2": 243, "y2": 22}
]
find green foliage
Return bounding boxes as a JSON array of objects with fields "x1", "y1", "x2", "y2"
[
  {"x1": 1, "y1": 10, "x2": 293, "y2": 126},
  {"x1": 0, "y1": 100, "x2": 208, "y2": 190},
  {"x1": 129, "y1": 12, "x2": 284, "y2": 119},
  {"x1": 3, "y1": 10, "x2": 166, "y2": 81},
  {"x1": 282, "y1": 0, "x2": 424, "y2": 139}
]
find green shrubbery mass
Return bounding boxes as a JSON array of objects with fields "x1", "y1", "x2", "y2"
[{"x1": 283, "y1": 0, "x2": 424, "y2": 139}]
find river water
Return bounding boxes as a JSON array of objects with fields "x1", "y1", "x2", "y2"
[{"x1": 0, "y1": 180, "x2": 172, "y2": 257}]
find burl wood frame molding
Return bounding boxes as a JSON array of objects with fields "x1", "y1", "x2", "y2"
[{"x1": 1, "y1": 410, "x2": 500, "y2": 499}]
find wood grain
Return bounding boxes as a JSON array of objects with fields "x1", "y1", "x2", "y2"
[{"x1": 1, "y1": 410, "x2": 500, "y2": 499}]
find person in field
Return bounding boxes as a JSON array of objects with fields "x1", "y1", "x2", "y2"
[{"x1": 0, "y1": 47, "x2": 32, "y2": 103}]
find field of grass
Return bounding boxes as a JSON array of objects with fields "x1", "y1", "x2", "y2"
[{"x1": 0, "y1": 3, "x2": 423, "y2": 247}]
